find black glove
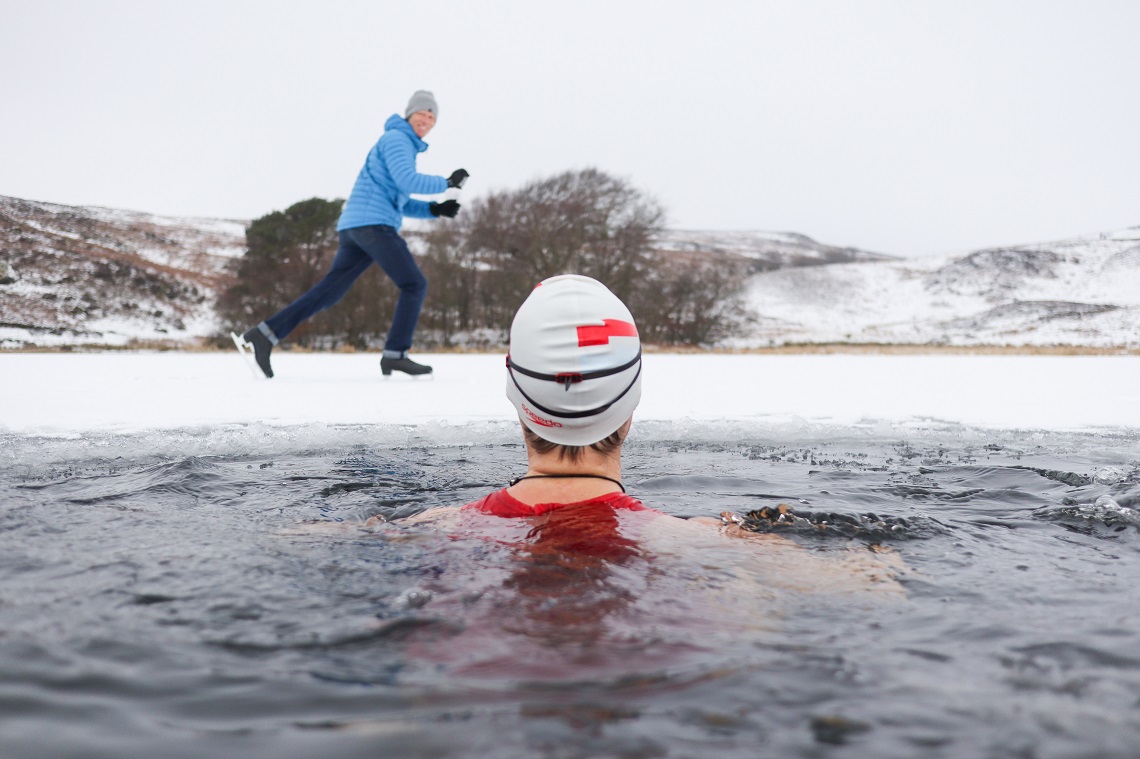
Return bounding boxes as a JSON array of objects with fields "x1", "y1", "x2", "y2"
[
  {"x1": 446, "y1": 169, "x2": 469, "y2": 189},
  {"x1": 429, "y1": 199, "x2": 461, "y2": 218}
]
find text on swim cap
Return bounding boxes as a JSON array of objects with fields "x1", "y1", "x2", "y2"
[{"x1": 521, "y1": 403, "x2": 563, "y2": 428}]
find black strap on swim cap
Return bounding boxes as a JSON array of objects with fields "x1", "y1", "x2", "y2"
[
  {"x1": 507, "y1": 352, "x2": 642, "y2": 420},
  {"x1": 507, "y1": 348, "x2": 642, "y2": 389}
]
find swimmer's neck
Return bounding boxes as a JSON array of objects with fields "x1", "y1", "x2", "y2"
[{"x1": 507, "y1": 449, "x2": 624, "y2": 506}]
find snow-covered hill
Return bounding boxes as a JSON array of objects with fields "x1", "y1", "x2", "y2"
[
  {"x1": 655, "y1": 229, "x2": 893, "y2": 271},
  {"x1": 1, "y1": 194, "x2": 1136, "y2": 350},
  {"x1": 739, "y1": 227, "x2": 1140, "y2": 349},
  {"x1": 0, "y1": 195, "x2": 244, "y2": 348}
]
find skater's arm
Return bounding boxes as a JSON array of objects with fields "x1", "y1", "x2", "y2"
[
  {"x1": 382, "y1": 135, "x2": 448, "y2": 196},
  {"x1": 403, "y1": 199, "x2": 436, "y2": 219}
]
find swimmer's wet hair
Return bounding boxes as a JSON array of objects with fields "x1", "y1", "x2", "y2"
[{"x1": 522, "y1": 425, "x2": 625, "y2": 464}]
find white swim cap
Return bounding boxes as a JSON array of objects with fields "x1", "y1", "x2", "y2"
[{"x1": 506, "y1": 274, "x2": 642, "y2": 447}]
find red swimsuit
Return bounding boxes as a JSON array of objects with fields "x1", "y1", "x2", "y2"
[{"x1": 461, "y1": 488, "x2": 651, "y2": 518}]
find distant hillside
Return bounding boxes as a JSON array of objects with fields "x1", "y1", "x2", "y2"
[
  {"x1": 0, "y1": 195, "x2": 243, "y2": 348},
  {"x1": 654, "y1": 229, "x2": 894, "y2": 272},
  {"x1": 739, "y1": 226, "x2": 1140, "y2": 349},
  {"x1": 2, "y1": 194, "x2": 1136, "y2": 350}
]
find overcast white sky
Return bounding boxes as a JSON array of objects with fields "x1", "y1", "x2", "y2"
[{"x1": 2, "y1": 1, "x2": 1137, "y2": 257}]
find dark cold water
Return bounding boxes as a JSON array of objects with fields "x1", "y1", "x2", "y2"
[{"x1": 2, "y1": 422, "x2": 1140, "y2": 758}]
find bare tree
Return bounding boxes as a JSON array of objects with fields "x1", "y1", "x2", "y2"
[
  {"x1": 414, "y1": 219, "x2": 487, "y2": 347},
  {"x1": 463, "y1": 168, "x2": 665, "y2": 332},
  {"x1": 635, "y1": 254, "x2": 755, "y2": 345},
  {"x1": 219, "y1": 172, "x2": 754, "y2": 350}
]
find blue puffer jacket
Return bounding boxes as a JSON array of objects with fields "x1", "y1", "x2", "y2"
[{"x1": 336, "y1": 114, "x2": 449, "y2": 232}]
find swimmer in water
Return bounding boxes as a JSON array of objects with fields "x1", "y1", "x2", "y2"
[
  {"x1": 354, "y1": 275, "x2": 903, "y2": 681},
  {"x1": 289, "y1": 274, "x2": 904, "y2": 682},
  {"x1": 391, "y1": 274, "x2": 902, "y2": 594},
  {"x1": 403, "y1": 273, "x2": 655, "y2": 524}
]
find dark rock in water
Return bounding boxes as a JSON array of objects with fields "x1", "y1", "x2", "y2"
[
  {"x1": 1015, "y1": 466, "x2": 1092, "y2": 487},
  {"x1": 1033, "y1": 495, "x2": 1140, "y2": 540},
  {"x1": 737, "y1": 503, "x2": 940, "y2": 541},
  {"x1": 745, "y1": 503, "x2": 796, "y2": 525},
  {"x1": 810, "y1": 714, "x2": 873, "y2": 744}
]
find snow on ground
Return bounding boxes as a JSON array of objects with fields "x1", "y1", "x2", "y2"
[{"x1": 3, "y1": 353, "x2": 1138, "y2": 443}]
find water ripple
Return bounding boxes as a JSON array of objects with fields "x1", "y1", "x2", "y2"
[{"x1": 2, "y1": 430, "x2": 1140, "y2": 758}]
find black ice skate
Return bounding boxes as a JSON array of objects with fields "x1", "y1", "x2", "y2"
[
  {"x1": 235, "y1": 327, "x2": 275, "y2": 378},
  {"x1": 381, "y1": 355, "x2": 432, "y2": 378}
]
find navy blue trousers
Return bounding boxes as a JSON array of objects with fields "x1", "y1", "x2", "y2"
[{"x1": 264, "y1": 224, "x2": 427, "y2": 355}]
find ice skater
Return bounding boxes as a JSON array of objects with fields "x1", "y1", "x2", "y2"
[{"x1": 235, "y1": 89, "x2": 468, "y2": 378}]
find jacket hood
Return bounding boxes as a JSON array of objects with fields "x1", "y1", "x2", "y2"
[{"x1": 384, "y1": 113, "x2": 429, "y2": 152}]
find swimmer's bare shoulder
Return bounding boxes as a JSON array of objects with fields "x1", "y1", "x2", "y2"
[
  {"x1": 644, "y1": 511, "x2": 907, "y2": 598},
  {"x1": 278, "y1": 506, "x2": 461, "y2": 538},
  {"x1": 365, "y1": 506, "x2": 462, "y2": 528},
  {"x1": 364, "y1": 507, "x2": 905, "y2": 597}
]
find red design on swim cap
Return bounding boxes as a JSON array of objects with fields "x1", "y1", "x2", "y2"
[{"x1": 577, "y1": 319, "x2": 638, "y2": 347}]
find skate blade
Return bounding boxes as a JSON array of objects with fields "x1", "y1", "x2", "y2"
[{"x1": 380, "y1": 372, "x2": 434, "y2": 381}]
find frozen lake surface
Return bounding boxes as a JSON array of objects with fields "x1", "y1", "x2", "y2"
[
  {"x1": 3, "y1": 352, "x2": 1140, "y2": 436},
  {"x1": 2, "y1": 352, "x2": 1139, "y2": 757}
]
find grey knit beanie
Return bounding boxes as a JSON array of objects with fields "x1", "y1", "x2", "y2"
[{"x1": 405, "y1": 90, "x2": 438, "y2": 120}]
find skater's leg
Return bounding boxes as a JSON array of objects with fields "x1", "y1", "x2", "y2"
[
  {"x1": 263, "y1": 232, "x2": 373, "y2": 342},
  {"x1": 349, "y1": 225, "x2": 427, "y2": 357}
]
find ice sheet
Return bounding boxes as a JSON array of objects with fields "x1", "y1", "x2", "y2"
[{"x1": 2, "y1": 352, "x2": 1137, "y2": 437}]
